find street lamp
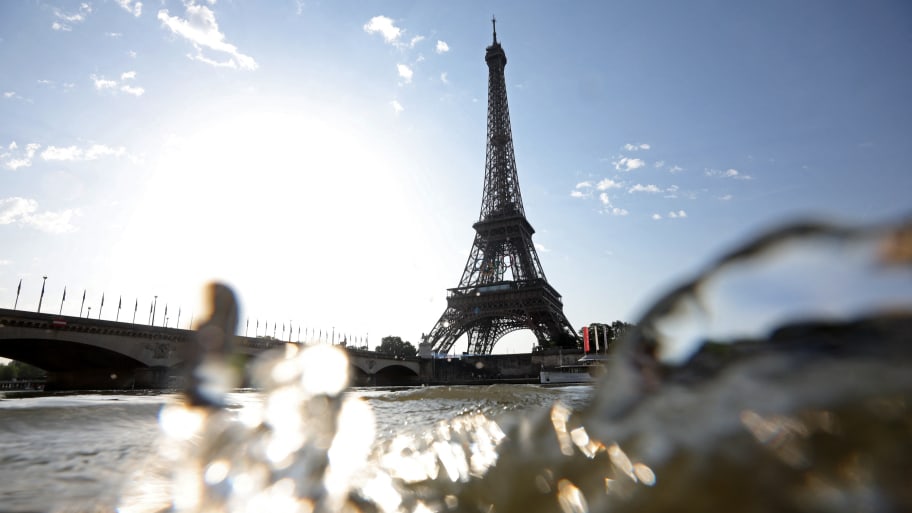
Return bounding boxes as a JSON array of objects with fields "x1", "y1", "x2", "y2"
[
  {"x1": 87, "y1": 306, "x2": 91, "y2": 319},
  {"x1": 37, "y1": 276, "x2": 47, "y2": 313},
  {"x1": 151, "y1": 296, "x2": 158, "y2": 326}
]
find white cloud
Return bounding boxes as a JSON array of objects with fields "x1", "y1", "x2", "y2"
[
  {"x1": 24, "y1": 209, "x2": 80, "y2": 233},
  {"x1": 0, "y1": 197, "x2": 75, "y2": 233},
  {"x1": 41, "y1": 145, "x2": 82, "y2": 161},
  {"x1": 84, "y1": 144, "x2": 126, "y2": 160},
  {"x1": 627, "y1": 183, "x2": 661, "y2": 194},
  {"x1": 91, "y1": 72, "x2": 145, "y2": 96},
  {"x1": 664, "y1": 185, "x2": 679, "y2": 198},
  {"x1": 623, "y1": 143, "x2": 650, "y2": 151},
  {"x1": 654, "y1": 160, "x2": 665, "y2": 168},
  {"x1": 705, "y1": 168, "x2": 753, "y2": 180},
  {"x1": 2, "y1": 142, "x2": 41, "y2": 170},
  {"x1": 614, "y1": 156, "x2": 646, "y2": 172},
  {"x1": 535, "y1": 242, "x2": 549, "y2": 253},
  {"x1": 440, "y1": 72, "x2": 448, "y2": 84},
  {"x1": 363, "y1": 16, "x2": 401, "y2": 44},
  {"x1": 41, "y1": 144, "x2": 126, "y2": 162},
  {"x1": 0, "y1": 197, "x2": 38, "y2": 224},
  {"x1": 719, "y1": 194, "x2": 733, "y2": 201},
  {"x1": 397, "y1": 64, "x2": 413, "y2": 83},
  {"x1": 570, "y1": 190, "x2": 587, "y2": 198},
  {"x1": 652, "y1": 213, "x2": 662, "y2": 220},
  {"x1": 115, "y1": 0, "x2": 143, "y2": 17},
  {"x1": 121, "y1": 84, "x2": 145, "y2": 96},
  {"x1": 158, "y1": 3, "x2": 258, "y2": 70},
  {"x1": 409, "y1": 35, "x2": 425, "y2": 47},
  {"x1": 596, "y1": 178, "x2": 622, "y2": 190},
  {"x1": 107, "y1": 32, "x2": 123, "y2": 38},
  {"x1": 51, "y1": 3, "x2": 91, "y2": 31},
  {"x1": 597, "y1": 193, "x2": 629, "y2": 216},
  {"x1": 668, "y1": 210, "x2": 687, "y2": 219},
  {"x1": 575, "y1": 181, "x2": 592, "y2": 189},
  {"x1": 390, "y1": 100, "x2": 404, "y2": 114},
  {"x1": 91, "y1": 75, "x2": 118, "y2": 90},
  {"x1": 436, "y1": 40, "x2": 450, "y2": 53},
  {"x1": 668, "y1": 165, "x2": 684, "y2": 174}
]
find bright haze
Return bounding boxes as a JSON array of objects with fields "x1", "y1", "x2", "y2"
[{"x1": 1, "y1": 1, "x2": 910, "y2": 354}]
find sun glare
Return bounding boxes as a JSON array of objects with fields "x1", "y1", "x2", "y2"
[{"x1": 105, "y1": 97, "x2": 427, "y2": 337}]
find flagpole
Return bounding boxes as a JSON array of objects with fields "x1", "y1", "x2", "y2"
[
  {"x1": 80, "y1": 289, "x2": 86, "y2": 317},
  {"x1": 133, "y1": 298, "x2": 138, "y2": 324},
  {"x1": 37, "y1": 276, "x2": 47, "y2": 313},
  {"x1": 14, "y1": 278, "x2": 21, "y2": 309},
  {"x1": 116, "y1": 296, "x2": 122, "y2": 322},
  {"x1": 59, "y1": 286, "x2": 66, "y2": 315},
  {"x1": 98, "y1": 293, "x2": 104, "y2": 320},
  {"x1": 177, "y1": 308, "x2": 181, "y2": 329}
]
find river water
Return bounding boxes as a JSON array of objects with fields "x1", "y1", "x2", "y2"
[{"x1": 0, "y1": 385, "x2": 594, "y2": 512}]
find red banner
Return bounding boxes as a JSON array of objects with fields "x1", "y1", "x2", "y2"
[{"x1": 583, "y1": 326, "x2": 590, "y2": 353}]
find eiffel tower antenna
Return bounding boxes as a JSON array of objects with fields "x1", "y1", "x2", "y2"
[{"x1": 424, "y1": 22, "x2": 579, "y2": 355}]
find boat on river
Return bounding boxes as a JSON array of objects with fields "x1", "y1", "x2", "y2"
[{"x1": 539, "y1": 354, "x2": 608, "y2": 385}]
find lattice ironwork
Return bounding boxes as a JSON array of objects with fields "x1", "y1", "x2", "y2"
[{"x1": 424, "y1": 19, "x2": 578, "y2": 355}]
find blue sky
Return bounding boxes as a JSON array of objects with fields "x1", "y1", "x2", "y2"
[{"x1": 1, "y1": 1, "x2": 910, "y2": 353}]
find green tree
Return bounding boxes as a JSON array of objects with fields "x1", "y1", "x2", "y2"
[
  {"x1": 375, "y1": 336, "x2": 417, "y2": 357},
  {"x1": 0, "y1": 360, "x2": 47, "y2": 380},
  {"x1": 578, "y1": 320, "x2": 635, "y2": 351}
]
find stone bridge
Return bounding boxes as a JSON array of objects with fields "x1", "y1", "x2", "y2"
[{"x1": 0, "y1": 308, "x2": 419, "y2": 390}]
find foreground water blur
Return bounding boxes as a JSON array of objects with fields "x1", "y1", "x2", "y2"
[
  {"x1": 2, "y1": 217, "x2": 911, "y2": 512},
  {"x1": 0, "y1": 386, "x2": 594, "y2": 512}
]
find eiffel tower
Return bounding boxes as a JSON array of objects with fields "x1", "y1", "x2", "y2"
[{"x1": 424, "y1": 19, "x2": 578, "y2": 355}]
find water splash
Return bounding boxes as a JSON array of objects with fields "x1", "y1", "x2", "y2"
[{"x1": 121, "y1": 217, "x2": 912, "y2": 512}]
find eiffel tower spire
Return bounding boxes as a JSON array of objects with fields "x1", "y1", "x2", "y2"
[{"x1": 424, "y1": 21, "x2": 578, "y2": 355}]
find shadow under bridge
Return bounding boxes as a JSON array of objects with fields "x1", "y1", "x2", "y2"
[{"x1": 345, "y1": 349, "x2": 421, "y2": 386}]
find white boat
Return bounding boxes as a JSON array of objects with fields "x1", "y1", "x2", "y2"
[{"x1": 539, "y1": 354, "x2": 608, "y2": 385}]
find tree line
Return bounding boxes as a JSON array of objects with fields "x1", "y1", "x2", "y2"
[
  {"x1": 577, "y1": 320, "x2": 635, "y2": 352},
  {"x1": 0, "y1": 360, "x2": 47, "y2": 381}
]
